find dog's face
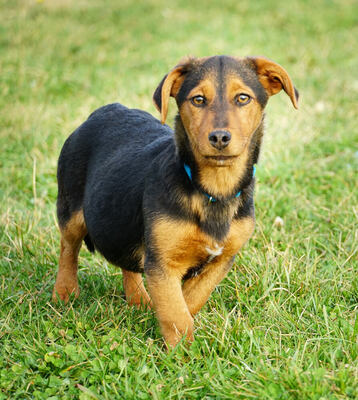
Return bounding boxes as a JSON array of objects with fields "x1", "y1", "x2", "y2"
[{"x1": 153, "y1": 56, "x2": 298, "y2": 167}]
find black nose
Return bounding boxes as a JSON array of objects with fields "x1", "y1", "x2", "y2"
[{"x1": 208, "y1": 130, "x2": 231, "y2": 150}]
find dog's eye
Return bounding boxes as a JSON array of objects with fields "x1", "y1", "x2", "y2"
[
  {"x1": 235, "y1": 94, "x2": 251, "y2": 105},
  {"x1": 191, "y1": 96, "x2": 206, "y2": 106}
]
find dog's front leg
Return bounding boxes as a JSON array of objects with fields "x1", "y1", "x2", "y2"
[
  {"x1": 146, "y1": 269, "x2": 194, "y2": 348},
  {"x1": 182, "y1": 216, "x2": 255, "y2": 315},
  {"x1": 182, "y1": 256, "x2": 234, "y2": 316}
]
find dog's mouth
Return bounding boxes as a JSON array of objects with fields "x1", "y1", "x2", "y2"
[
  {"x1": 205, "y1": 155, "x2": 237, "y2": 161},
  {"x1": 204, "y1": 155, "x2": 238, "y2": 166}
]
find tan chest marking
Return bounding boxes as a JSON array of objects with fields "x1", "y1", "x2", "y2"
[{"x1": 151, "y1": 216, "x2": 255, "y2": 276}]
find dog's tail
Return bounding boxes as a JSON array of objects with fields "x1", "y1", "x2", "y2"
[{"x1": 84, "y1": 234, "x2": 95, "y2": 253}]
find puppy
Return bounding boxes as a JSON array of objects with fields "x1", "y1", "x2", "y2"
[{"x1": 53, "y1": 56, "x2": 298, "y2": 347}]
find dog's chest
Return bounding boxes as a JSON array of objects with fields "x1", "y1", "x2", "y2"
[
  {"x1": 205, "y1": 242, "x2": 224, "y2": 262},
  {"x1": 182, "y1": 242, "x2": 224, "y2": 280},
  {"x1": 151, "y1": 216, "x2": 255, "y2": 276}
]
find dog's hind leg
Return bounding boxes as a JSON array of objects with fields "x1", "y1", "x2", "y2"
[
  {"x1": 52, "y1": 210, "x2": 87, "y2": 303},
  {"x1": 122, "y1": 269, "x2": 151, "y2": 309}
]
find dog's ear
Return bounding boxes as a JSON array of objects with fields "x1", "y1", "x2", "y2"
[
  {"x1": 248, "y1": 56, "x2": 299, "y2": 109},
  {"x1": 153, "y1": 60, "x2": 192, "y2": 124}
]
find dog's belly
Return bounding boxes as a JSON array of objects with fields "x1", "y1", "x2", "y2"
[
  {"x1": 81, "y1": 124, "x2": 175, "y2": 272},
  {"x1": 83, "y1": 156, "x2": 146, "y2": 271},
  {"x1": 83, "y1": 179, "x2": 145, "y2": 271}
]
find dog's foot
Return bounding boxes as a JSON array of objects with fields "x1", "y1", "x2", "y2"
[
  {"x1": 52, "y1": 279, "x2": 80, "y2": 303},
  {"x1": 126, "y1": 291, "x2": 152, "y2": 310},
  {"x1": 162, "y1": 319, "x2": 194, "y2": 349}
]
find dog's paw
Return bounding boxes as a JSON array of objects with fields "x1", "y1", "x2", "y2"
[
  {"x1": 126, "y1": 292, "x2": 152, "y2": 310},
  {"x1": 52, "y1": 282, "x2": 80, "y2": 304}
]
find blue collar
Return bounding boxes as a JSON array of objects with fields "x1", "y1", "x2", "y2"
[{"x1": 183, "y1": 163, "x2": 256, "y2": 203}]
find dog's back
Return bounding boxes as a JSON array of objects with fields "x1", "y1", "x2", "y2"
[{"x1": 57, "y1": 103, "x2": 174, "y2": 269}]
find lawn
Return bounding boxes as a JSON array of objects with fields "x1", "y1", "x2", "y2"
[{"x1": 0, "y1": 0, "x2": 357, "y2": 399}]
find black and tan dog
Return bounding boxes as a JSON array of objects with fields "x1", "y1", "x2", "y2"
[{"x1": 53, "y1": 56, "x2": 298, "y2": 347}]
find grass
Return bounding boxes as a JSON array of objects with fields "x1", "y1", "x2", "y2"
[{"x1": 1, "y1": 0, "x2": 357, "y2": 398}]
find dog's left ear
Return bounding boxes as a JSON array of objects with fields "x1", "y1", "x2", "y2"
[
  {"x1": 153, "y1": 61, "x2": 191, "y2": 124},
  {"x1": 249, "y1": 57, "x2": 299, "y2": 109}
]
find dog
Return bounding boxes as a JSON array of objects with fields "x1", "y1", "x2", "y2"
[{"x1": 52, "y1": 55, "x2": 298, "y2": 347}]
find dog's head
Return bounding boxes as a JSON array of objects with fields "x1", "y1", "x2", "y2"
[{"x1": 153, "y1": 56, "x2": 298, "y2": 167}]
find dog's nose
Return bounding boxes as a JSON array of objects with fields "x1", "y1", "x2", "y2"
[{"x1": 208, "y1": 130, "x2": 231, "y2": 150}]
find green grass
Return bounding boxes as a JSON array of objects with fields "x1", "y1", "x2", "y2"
[{"x1": 1, "y1": 0, "x2": 357, "y2": 398}]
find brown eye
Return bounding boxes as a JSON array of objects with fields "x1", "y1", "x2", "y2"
[
  {"x1": 191, "y1": 95, "x2": 206, "y2": 106},
  {"x1": 235, "y1": 94, "x2": 251, "y2": 105}
]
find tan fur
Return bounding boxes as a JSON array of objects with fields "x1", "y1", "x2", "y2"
[
  {"x1": 122, "y1": 269, "x2": 151, "y2": 309},
  {"x1": 198, "y1": 150, "x2": 250, "y2": 197},
  {"x1": 146, "y1": 271, "x2": 194, "y2": 347},
  {"x1": 182, "y1": 217, "x2": 254, "y2": 315},
  {"x1": 152, "y1": 217, "x2": 219, "y2": 276},
  {"x1": 148, "y1": 217, "x2": 214, "y2": 345},
  {"x1": 152, "y1": 216, "x2": 254, "y2": 280},
  {"x1": 149, "y1": 215, "x2": 255, "y2": 345},
  {"x1": 53, "y1": 210, "x2": 87, "y2": 303},
  {"x1": 178, "y1": 74, "x2": 264, "y2": 197},
  {"x1": 158, "y1": 66, "x2": 186, "y2": 124},
  {"x1": 189, "y1": 193, "x2": 208, "y2": 221},
  {"x1": 250, "y1": 56, "x2": 299, "y2": 109}
]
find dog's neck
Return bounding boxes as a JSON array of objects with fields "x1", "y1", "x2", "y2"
[{"x1": 174, "y1": 114, "x2": 264, "y2": 200}]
